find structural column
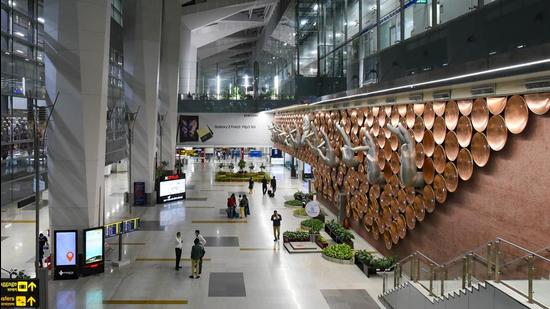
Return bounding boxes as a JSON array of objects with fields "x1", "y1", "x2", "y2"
[
  {"x1": 123, "y1": 0, "x2": 162, "y2": 195},
  {"x1": 44, "y1": 0, "x2": 111, "y2": 231},
  {"x1": 179, "y1": 23, "x2": 197, "y2": 96},
  {"x1": 158, "y1": 0, "x2": 181, "y2": 170}
]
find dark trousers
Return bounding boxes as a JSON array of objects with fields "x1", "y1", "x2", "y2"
[
  {"x1": 262, "y1": 185, "x2": 267, "y2": 194},
  {"x1": 198, "y1": 258, "x2": 203, "y2": 274},
  {"x1": 38, "y1": 252, "x2": 44, "y2": 267},
  {"x1": 175, "y1": 248, "x2": 182, "y2": 269}
]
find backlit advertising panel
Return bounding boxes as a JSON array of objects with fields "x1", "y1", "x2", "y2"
[
  {"x1": 82, "y1": 227, "x2": 104, "y2": 276},
  {"x1": 157, "y1": 174, "x2": 186, "y2": 203},
  {"x1": 53, "y1": 230, "x2": 78, "y2": 280}
]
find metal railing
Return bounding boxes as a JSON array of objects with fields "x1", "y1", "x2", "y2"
[{"x1": 384, "y1": 238, "x2": 550, "y2": 308}]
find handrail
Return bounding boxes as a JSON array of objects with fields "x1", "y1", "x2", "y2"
[{"x1": 497, "y1": 238, "x2": 550, "y2": 263}]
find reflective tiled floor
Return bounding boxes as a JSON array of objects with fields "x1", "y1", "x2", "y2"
[{"x1": 1, "y1": 157, "x2": 385, "y2": 308}]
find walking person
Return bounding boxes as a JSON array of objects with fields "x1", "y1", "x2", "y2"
[
  {"x1": 189, "y1": 239, "x2": 205, "y2": 279},
  {"x1": 270, "y1": 176, "x2": 277, "y2": 195},
  {"x1": 248, "y1": 177, "x2": 254, "y2": 194},
  {"x1": 175, "y1": 232, "x2": 183, "y2": 271},
  {"x1": 271, "y1": 210, "x2": 282, "y2": 241},
  {"x1": 38, "y1": 233, "x2": 49, "y2": 268},
  {"x1": 262, "y1": 177, "x2": 268, "y2": 195},
  {"x1": 195, "y1": 230, "x2": 206, "y2": 275}
]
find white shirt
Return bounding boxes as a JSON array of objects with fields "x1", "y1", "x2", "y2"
[
  {"x1": 196, "y1": 234, "x2": 206, "y2": 246},
  {"x1": 175, "y1": 236, "x2": 183, "y2": 249}
]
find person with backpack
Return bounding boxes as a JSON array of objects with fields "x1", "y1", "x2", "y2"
[
  {"x1": 195, "y1": 230, "x2": 206, "y2": 274},
  {"x1": 189, "y1": 239, "x2": 204, "y2": 279}
]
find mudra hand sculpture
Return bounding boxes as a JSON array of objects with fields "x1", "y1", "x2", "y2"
[
  {"x1": 387, "y1": 123, "x2": 424, "y2": 188},
  {"x1": 360, "y1": 128, "x2": 385, "y2": 185},
  {"x1": 335, "y1": 123, "x2": 369, "y2": 167},
  {"x1": 308, "y1": 128, "x2": 339, "y2": 167}
]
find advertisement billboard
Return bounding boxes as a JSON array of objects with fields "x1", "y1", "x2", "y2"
[
  {"x1": 53, "y1": 230, "x2": 78, "y2": 280},
  {"x1": 177, "y1": 113, "x2": 273, "y2": 147},
  {"x1": 157, "y1": 174, "x2": 186, "y2": 203},
  {"x1": 82, "y1": 227, "x2": 104, "y2": 276}
]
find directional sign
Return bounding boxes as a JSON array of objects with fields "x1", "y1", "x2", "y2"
[{"x1": 0, "y1": 279, "x2": 39, "y2": 308}]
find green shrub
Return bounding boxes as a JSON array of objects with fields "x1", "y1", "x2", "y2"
[
  {"x1": 293, "y1": 208, "x2": 308, "y2": 217},
  {"x1": 283, "y1": 231, "x2": 310, "y2": 241},
  {"x1": 355, "y1": 250, "x2": 374, "y2": 265},
  {"x1": 238, "y1": 159, "x2": 247, "y2": 171},
  {"x1": 371, "y1": 256, "x2": 397, "y2": 270},
  {"x1": 293, "y1": 191, "x2": 313, "y2": 202},
  {"x1": 322, "y1": 244, "x2": 354, "y2": 260},
  {"x1": 301, "y1": 219, "x2": 324, "y2": 233},
  {"x1": 326, "y1": 220, "x2": 355, "y2": 242},
  {"x1": 284, "y1": 200, "x2": 304, "y2": 207},
  {"x1": 316, "y1": 234, "x2": 328, "y2": 245}
]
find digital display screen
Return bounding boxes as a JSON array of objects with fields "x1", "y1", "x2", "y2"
[
  {"x1": 104, "y1": 222, "x2": 120, "y2": 238},
  {"x1": 304, "y1": 163, "x2": 312, "y2": 174},
  {"x1": 55, "y1": 231, "x2": 77, "y2": 266},
  {"x1": 84, "y1": 228, "x2": 103, "y2": 265},
  {"x1": 122, "y1": 218, "x2": 140, "y2": 234},
  {"x1": 159, "y1": 178, "x2": 186, "y2": 197}
]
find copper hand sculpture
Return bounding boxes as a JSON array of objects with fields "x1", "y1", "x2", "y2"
[
  {"x1": 360, "y1": 128, "x2": 385, "y2": 184},
  {"x1": 335, "y1": 123, "x2": 369, "y2": 167},
  {"x1": 387, "y1": 123, "x2": 424, "y2": 188},
  {"x1": 311, "y1": 128, "x2": 339, "y2": 167}
]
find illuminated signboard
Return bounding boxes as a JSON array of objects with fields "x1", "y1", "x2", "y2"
[
  {"x1": 104, "y1": 221, "x2": 122, "y2": 238},
  {"x1": 0, "y1": 279, "x2": 39, "y2": 307},
  {"x1": 82, "y1": 227, "x2": 104, "y2": 276},
  {"x1": 53, "y1": 230, "x2": 78, "y2": 280},
  {"x1": 157, "y1": 174, "x2": 186, "y2": 203},
  {"x1": 122, "y1": 217, "x2": 141, "y2": 234}
]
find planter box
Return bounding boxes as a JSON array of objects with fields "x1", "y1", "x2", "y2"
[
  {"x1": 325, "y1": 226, "x2": 354, "y2": 249},
  {"x1": 355, "y1": 260, "x2": 377, "y2": 277},
  {"x1": 321, "y1": 252, "x2": 355, "y2": 265},
  {"x1": 283, "y1": 236, "x2": 310, "y2": 243},
  {"x1": 315, "y1": 239, "x2": 329, "y2": 249}
]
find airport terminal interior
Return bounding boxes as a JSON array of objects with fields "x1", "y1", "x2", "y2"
[{"x1": 1, "y1": 0, "x2": 549, "y2": 308}]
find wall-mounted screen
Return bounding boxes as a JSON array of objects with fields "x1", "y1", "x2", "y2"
[{"x1": 122, "y1": 218, "x2": 140, "y2": 234}]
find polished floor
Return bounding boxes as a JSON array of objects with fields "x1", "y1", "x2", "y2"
[{"x1": 1, "y1": 157, "x2": 385, "y2": 308}]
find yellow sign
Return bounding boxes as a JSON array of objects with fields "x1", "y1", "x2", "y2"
[
  {"x1": 0, "y1": 279, "x2": 39, "y2": 308},
  {"x1": 16, "y1": 296, "x2": 26, "y2": 306},
  {"x1": 17, "y1": 281, "x2": 27, "y2": 292}
]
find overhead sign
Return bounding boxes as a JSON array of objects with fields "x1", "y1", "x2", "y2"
[
  {"x1": 0, "y1": 279, "x2": 39, "y2": 307},
  {"x1": 305, "y1": 201, "x2": 321, "y2": 218},
  {"x1": 104, "y1": 221, "x2": 122, "y2": 238},
  {"x1": 177, "y1": 113, "x2": 273, "y2": 147},
  {"x1": 54, "y1": 230, "x2": 78, "y2": 280}
]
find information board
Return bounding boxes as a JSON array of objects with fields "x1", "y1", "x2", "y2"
[
  {"x1": 54, "y1": 230, "x2": 78, "y2": 280},
  {"x1": 157, "y1": 174, "x2": 186, "y2": 203},
  {"x1": 104, "y1": 221, "x2": 122, "y2": 238},
  {"x1": 122, "y1": 217, "x2": 141, "y2": 234},
  {"x1": 0, "y1": 279, "x2": 39, "y2": 307}
]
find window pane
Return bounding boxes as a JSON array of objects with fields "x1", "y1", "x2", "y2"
[
  {"x1": 404, "y1": 0, "x2": 432, "y2": 39},
  {"x1": 346, "y1": 0, "x2": 359, "y2": 37},
  {"x1": 379, "y1": 13, "x2": 400, "y2": 50},
  {"x1": 380, "y1": 0, "x2": 399, "y2": 17},
  {"x1": 361, "y1": 0, "x2": 376, "y2": 30},
  {"x1": 438, "y1": 0, "x2": 475, "y2": 24}
]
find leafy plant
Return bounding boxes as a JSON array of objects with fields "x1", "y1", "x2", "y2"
[
  {"x1": 218, "y1": 163, "x2": 224, "y2": 170},
  {"x1": 326, "y1": 220, "x2": 355, "y2": 242},
  {"x1": 322, "y1": 244, "x2": 354, "y2": 260},
  {"x1": 237, "y1": 159, "x2": 247, "y2": 172},
  {"x1": 284, "y1": 200, "x2": 304, "y2": 207},
  {"x1": 228, "y1": 163, "x2": 235, "y2": 171},
  {"x1": 260, "y1": 163, "x2": 266, "y2": 171},
  {"x1": 248, "y1": 163, "x2": 254, "y2": 172},
  {"x1": 301, "y1": 218, "x2": 324, "y2": 233},
  {"x1": 371, "y1": 256, "x2": 397, "y2": 270},
  {"x1": 283, "y1": 231, "x2": 310, "y2": 241},
  {"x1": 316, "y1": 234, "x2": 328, "y2": 245},
  {"x1": 293, "y1": 191, "x2": 313, "y2": 202},
  {"x1": 355, "y1": 250, "x2": 374, "y2": 265},
  {"x1": 293, "y1": 208, "x2": 308, "y2": 217}
]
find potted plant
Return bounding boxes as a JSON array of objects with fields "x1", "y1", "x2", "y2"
[
  {"x1": 248, "y1": 163, "x2": 254, "y2": 172},
  {"x1": 259, "y1": 163, "x2": 266, "y2": 173},
  {"x1": 315, "y1": 234, "x2": 329, "y2": 249},
  {"x1": 282, "y1": 231, "x2": 310, "y2": 243},
  {"x1": 300, "y1": 218, "x2": 323, "y2": 233},
  {"x1": 321, "y1": 244, "x2": 354, "y2": 264},
  {"x1": 325, "y1": 220, "x2": 355, "y2": 248},
  {"x1": 237, "y1": 159, "x2": 247, "y2": 173},
  {"x1": 228, "y1": 162, "x2": 235, "y2": 172},
  {"x1": 218, "y1": 162, "x2": 225, "y2": 171},
  {"x1": 355, "y1": 250, "x2": 376, "y2": 276}
]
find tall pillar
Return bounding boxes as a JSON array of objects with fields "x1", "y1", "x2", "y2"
[
  {"x1": 179, "y1": 23, "x2": 197, "y2": 96},
  {"x1": 158, "y1": 0, "x2": 181, "y2": 170},
  {"x1": 44, "y1": 0, "x2": 111, "y2": 231},
  {"x1": 123, "y1": 0, "x2": 162, "y2": 194}
]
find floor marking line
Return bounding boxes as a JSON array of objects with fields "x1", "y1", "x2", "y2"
[
  {"x1": 183, "y1": 206, "x2": 215, "y2": 209},
  {"x1": 102, "y1": 300, "x2": 188, "y2": 305},
  {"x1": 1, "y1": 220, "x2": 36, "y2": 223},
  {"x1": 240, "y1": 248, "x2": 279, "y2": 251},
  {"x1": 107, "y1": 242, "x2": 146, "y2": 246},
  {"x1": 135, "y1": 258, "x2": 211, "y2": 262},
  {"x1": 193, "y1": 219, "x2": 249, "y2": 223}
]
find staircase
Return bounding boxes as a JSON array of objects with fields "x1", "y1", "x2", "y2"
[{"x1": 378, "y1": 238, "x2": 550, "y2": 309}]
